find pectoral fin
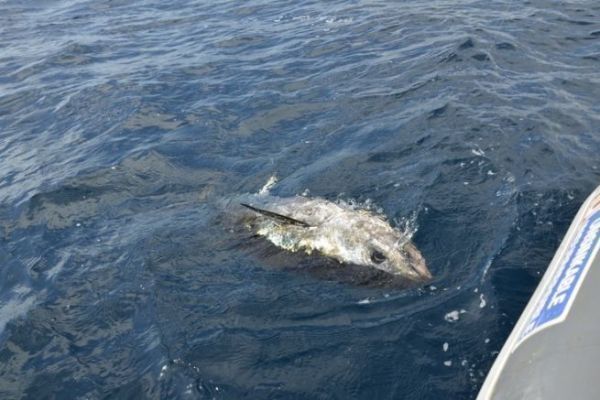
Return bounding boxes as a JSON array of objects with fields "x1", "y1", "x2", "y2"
[{"x1": 241, "y1": 203, "x2": 311, "y2": 227}]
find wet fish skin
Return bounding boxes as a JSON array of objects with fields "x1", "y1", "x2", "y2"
[{"x1": 239, "y1": 194, "x2": 432, "y2": 282}]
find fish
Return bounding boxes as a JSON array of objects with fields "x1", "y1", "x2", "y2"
[{"x1": 236, "y1": 179, "x2": 432, "y2": 283}]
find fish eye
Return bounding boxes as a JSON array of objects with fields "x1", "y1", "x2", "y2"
[{"x1": 370, "y1": 250, "x2": 386, "y2": 264}]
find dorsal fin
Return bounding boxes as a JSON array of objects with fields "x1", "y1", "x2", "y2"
[{"x1": 241, "y1": 203, "x2": 311, "y2": 227}]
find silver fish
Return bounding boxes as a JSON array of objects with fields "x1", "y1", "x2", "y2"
[{"x1": 238, "y1": 191, "x2": 432, "y2": 283}]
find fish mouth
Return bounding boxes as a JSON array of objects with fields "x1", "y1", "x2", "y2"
[
  {"x1": 404, "y1": 243, "x2": 433, "y2": 281},
  {"x1": 412, "y1": 261, "x2": 432, "y2": 281}
]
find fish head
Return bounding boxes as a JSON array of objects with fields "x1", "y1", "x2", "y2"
[{"x1": 362, "y1": 236, "x2": 432, "y2": 282}]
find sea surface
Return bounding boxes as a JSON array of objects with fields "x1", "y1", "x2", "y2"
[{"x1": 0, "y1": 0, "x2": 599, "y2": 399}]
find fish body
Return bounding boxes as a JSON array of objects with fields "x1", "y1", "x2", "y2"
[{"x1": 238, "y1": 193, "x2": 432, "y2": 282}]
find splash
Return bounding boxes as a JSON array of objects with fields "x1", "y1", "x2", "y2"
[{"x1": 259, "y1": 175, "x2": 278, "y2": 195}]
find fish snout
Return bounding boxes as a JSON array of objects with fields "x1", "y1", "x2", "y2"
[
  {"x1": 405, "y1": 243, "x2": 432, "y2": 281},
  {"x1": 413, "y1": 259, "x2": 432, "y2": 281}
]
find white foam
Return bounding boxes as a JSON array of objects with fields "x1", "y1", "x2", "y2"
[
  {"x1": 159, "y1": 364, "x2": 168, "y2": 379},
  {"x1": 444, "y1": 310, "x2": 460, "y2": 322},
  {"x1": 325, "y1": 17, "x2": 354, "y2": 25},
  {"x1": 479, "y1": 294, "x2": 487, "y2": 308},
  {"x1": 259, "y1": 175, "x2": 278, "y2": 195},
  {"x1": 471, "y1": 148, "x2": 485, "y2": 156},
  {"x1": 400, "y1": 209, "x2": 419, "y2": 239},
  {"x1": 444, "y1": 309, "x2": 466, "y2": 322}
]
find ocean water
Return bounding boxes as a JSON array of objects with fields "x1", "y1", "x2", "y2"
[{"x1": 0, "y1": 0, "x2": 599, "y2": 398}]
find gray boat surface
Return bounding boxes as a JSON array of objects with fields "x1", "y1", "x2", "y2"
[{"x1": 477, "y1": 185, "x2": 600, "y2": 400}]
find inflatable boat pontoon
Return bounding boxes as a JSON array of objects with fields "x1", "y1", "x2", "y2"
[{"x1": 477, "y1": 185, "x2": 600, "y2": 400}]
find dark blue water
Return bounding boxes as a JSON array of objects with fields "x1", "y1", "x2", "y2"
[{"x1": 1, "y1": 0, "x2": 599, "y2": 398}]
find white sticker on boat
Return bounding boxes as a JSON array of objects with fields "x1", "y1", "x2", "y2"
[{"x1": 514, "y1": 209, "x2": 600, "y2": 350}]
